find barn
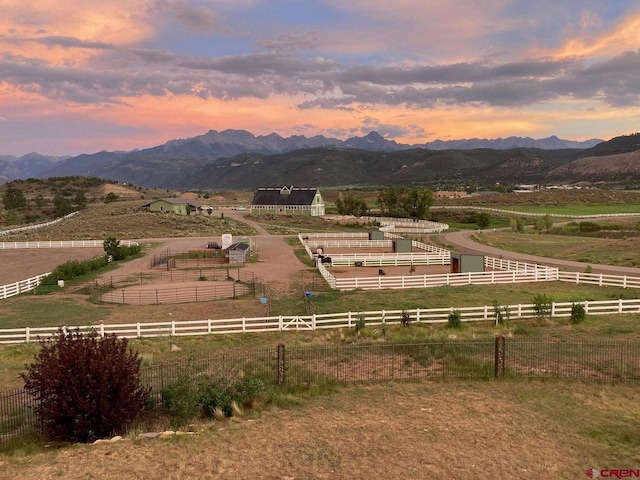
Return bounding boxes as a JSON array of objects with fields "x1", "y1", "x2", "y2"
[
  {"x1": 143, "y1": 198, "x2": 202, "y2": 215},
  {"x1": 250, "y1": 186, "x2": 325, "y2": 216}
]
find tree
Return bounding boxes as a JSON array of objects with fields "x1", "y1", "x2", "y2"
[
  {"x1": 510, "y1": 217, "x2": 525, "y2": 232},
  {"x1": 21, "y1": 328, "x2": 150, "y2": 443},
  {"x1": 335, "y1": 192, "x2": 369, "y2": 217},
  {"x1": 474, "y1": 212, "x2": 491, "y2": 229},
  {"x1": 377, "y1": 186, "x2": 433, "y2": 219},
  {"x1": 53, "y1": 195, "x2": 73, "y2": 217},
  {"x1": 103, "y1": 235, "x2": 122, "y2": 260},
  {"x1": 104, "y1": 192, "x2": 119, "y2": 203},
  {"x1": 2, "y1": 187, "x2": 27, "y2": 210},
  {"x1": 74, "y1": 190, "x2": 88, "y2": 209},
  {"x1": 4, "y1": 209, "x2": 21, "y2": 225}
]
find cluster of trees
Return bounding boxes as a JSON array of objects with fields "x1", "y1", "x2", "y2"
[
  {"x1": 1, "y1": 186, "x2": 90, "y2": 224},
  {"x1": 377, "y1": 186, "x2": 433, "y2": 219},
  {"x1": 335, "y1": 192, "x2": 369, "y2": 217}
]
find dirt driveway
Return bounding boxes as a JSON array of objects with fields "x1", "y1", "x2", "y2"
[{"x1": 1, "y1": 211, "x2": 309, "y2": 298}]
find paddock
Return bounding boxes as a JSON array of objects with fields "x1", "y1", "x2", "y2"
[{"x1": 95, "y1": 280, "x2": 251, "y2": 305}]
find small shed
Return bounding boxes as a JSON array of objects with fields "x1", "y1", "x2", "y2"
[
  {"x1": 369, "y1": 231, "x2": 384, "y2": 240},
  {"x1": 227, "y1": 242, "x2": 250, "y2": 265},
  {"x1": 451, "y1": 253, "x2": 485, "y2": 273},
  {"x1": 393, "y1": 239, "x2": 412, "y2": 253}
]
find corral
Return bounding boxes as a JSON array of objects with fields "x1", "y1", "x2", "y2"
[{"x1": 299, "y1": 232, "x2": 558, "y2": 291}]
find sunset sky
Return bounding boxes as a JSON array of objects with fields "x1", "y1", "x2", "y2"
[{"x1": 2, "y1": 1, "x2": 640, "y2": 156}]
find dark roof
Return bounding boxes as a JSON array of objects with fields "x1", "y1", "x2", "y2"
[
  {"x1": 228, "y1": 242, "x2": 250, "y2": 251},
  {"x1": 251, "y1": 187, "x2": 318, "y2": 206}
]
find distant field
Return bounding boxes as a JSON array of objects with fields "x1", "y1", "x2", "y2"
[
  {"x1": 488, "y1": 203, "x2": 640, "y2": 216},
  {"x1": 475, "y1": 231, "x2": 640, "y2": 267}
]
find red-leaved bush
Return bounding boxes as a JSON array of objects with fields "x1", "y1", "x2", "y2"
[{"x1": 21, "y1": 328, "x2": 150, "y2": 443}]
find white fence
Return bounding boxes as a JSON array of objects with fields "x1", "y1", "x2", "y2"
[
  {"x1": 363, "y1": 216, "x2": 450, "y2": 233},
  {"x1": 3, "y1": 297, "x2": 640, "y2": 344},
  {"x1": 329, "y1": 253, "x2": 450, "y2": 267},
  {"x1": 0, "y1": 239, "x2": 139, "y2": 299},
  {"x1": 558, "y1": 271, "x2": 640, "y2": 289},
  {"x1": 332, "y1": 268, "x2": 559, "y2": 290},
  {"x1": 0, "y1": 273, "x2": 52, "y2": 300},
  {"x1": 306, "y1": 239, "x2": 392, "y2": 249},
  {"x1": 432, "y1": 205, "x2": 640, "y2": 219},
  {"x1": 0, "y1": 211, "x2": 79, "y2": 236},
  {"x1": 0, "y1": 240, "x2": 138, "y2": 249},
  {"x1": 305, "y1": 232, "x2": 369, "y2": 239}
]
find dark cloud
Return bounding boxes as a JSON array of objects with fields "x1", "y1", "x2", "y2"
[
  {"x1": 173, "y1": 4, "x2": 231, "y2": 36},
  {"x1": 3, "y1": 37, "x2": 640, "y2": 110},
  {"x1": 4, "y1": 35, "x2": 113, "y2": 49},
  {"x1": 257, "y1": 32, "x2": 321, "y2": 52}
]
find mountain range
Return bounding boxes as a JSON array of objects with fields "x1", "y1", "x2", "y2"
[{"x1": 2, "y1": 129, "x2": 638, "y2": 190}]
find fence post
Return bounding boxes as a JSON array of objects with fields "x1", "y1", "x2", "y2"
[
  {"x1": 494, "y1": 335, "x2": 506, "y2": 378},
  {"x1": 276, "y1": 343, "x2": 286, "y2": 385}
]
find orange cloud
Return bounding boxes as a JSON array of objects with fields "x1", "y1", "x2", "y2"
[
  {"x1": 0, "y1": 1, "x2": 155, "y2": 66},
  {"x1": 552, "y1": 12, "x2": 640, "y2": 59}
]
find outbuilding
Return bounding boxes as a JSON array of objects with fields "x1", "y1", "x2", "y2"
[
  {"x1": 226, "y1": 242, "x2": 250, "y2": 265},
  {"x1": 250, "y1": 185, "x2": 325, "y2": 216},
  {"x1": 143, "y1": 198, "x2": 202, "y2": 215},
  {"x1": 450, "y1": 253, "x2": 485, "y2": 273}
]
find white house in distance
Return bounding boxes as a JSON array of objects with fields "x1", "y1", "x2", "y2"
[{"x1": 250, "y1": 186, "x2": 325, "y2": 216}]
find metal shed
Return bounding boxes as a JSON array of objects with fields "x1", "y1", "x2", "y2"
[
  {"x1": 450, "y1": 253, "x2": 485, "y2": 273},
  {"x1": 393, "y1": 239, "x2": 412, "y2": 253},
  {"x1": 227, "y1": 242, "x2": 250, "y2": 265}
]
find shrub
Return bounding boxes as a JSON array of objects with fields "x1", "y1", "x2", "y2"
[
  {"x1": 161, "y1": 370, "x2": 267, "y2": 426},
  {"x1": 41, "y1": 256, "x2": 109, "y2": 284},
  {"x1": 532, "y1": 293, "x2": 552, "y2": 319},
  {"x1": 161, "y1": 374, "x2": 201, "y2": 429},
  {"x1": 570, "y1": 303, "x2": 586, "y2": 324},
  {"x1": 21, "y1": 329, "x2": 150, "y2": 443},
  {"x1": 354, "y1": 313, "x2": 366, "y2": 334},
  {"x1": 447, "y1": 310, "x2": 462, "y2": 328},
  {"x1": 579, "y1": 221, "x2": 600, "y2": 232},
  {"x1": 492, "y1": 300, "x2": 510, "y2": 325}
]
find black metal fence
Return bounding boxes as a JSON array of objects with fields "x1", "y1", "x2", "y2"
[{"x1": 2, "y1": 338, "x2": 639, "y2": 444}]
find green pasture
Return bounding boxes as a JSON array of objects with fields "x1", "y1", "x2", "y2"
[
  {"x1": 474, "y1": 203, "x2": 640, "y2": 216},
  {"x1": 474, "y1": 231, "x2": 640, "y2": 267}
]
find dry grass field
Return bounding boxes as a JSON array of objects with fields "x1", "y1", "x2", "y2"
[{"x1": 1, "y1": 380, "x2": 639, "y2": 479}]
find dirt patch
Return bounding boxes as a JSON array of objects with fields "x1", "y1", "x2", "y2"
[{"x1": 0, "y1": 247, "x2": 104, "y2": 284}]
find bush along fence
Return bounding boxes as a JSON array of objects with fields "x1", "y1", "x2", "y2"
[
  {"x1": 2, "y1": 338, "x2": 639, "y2": 444},
  {"x1": 3, "y1": 298, "x2": 640, "y2": 344}
]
